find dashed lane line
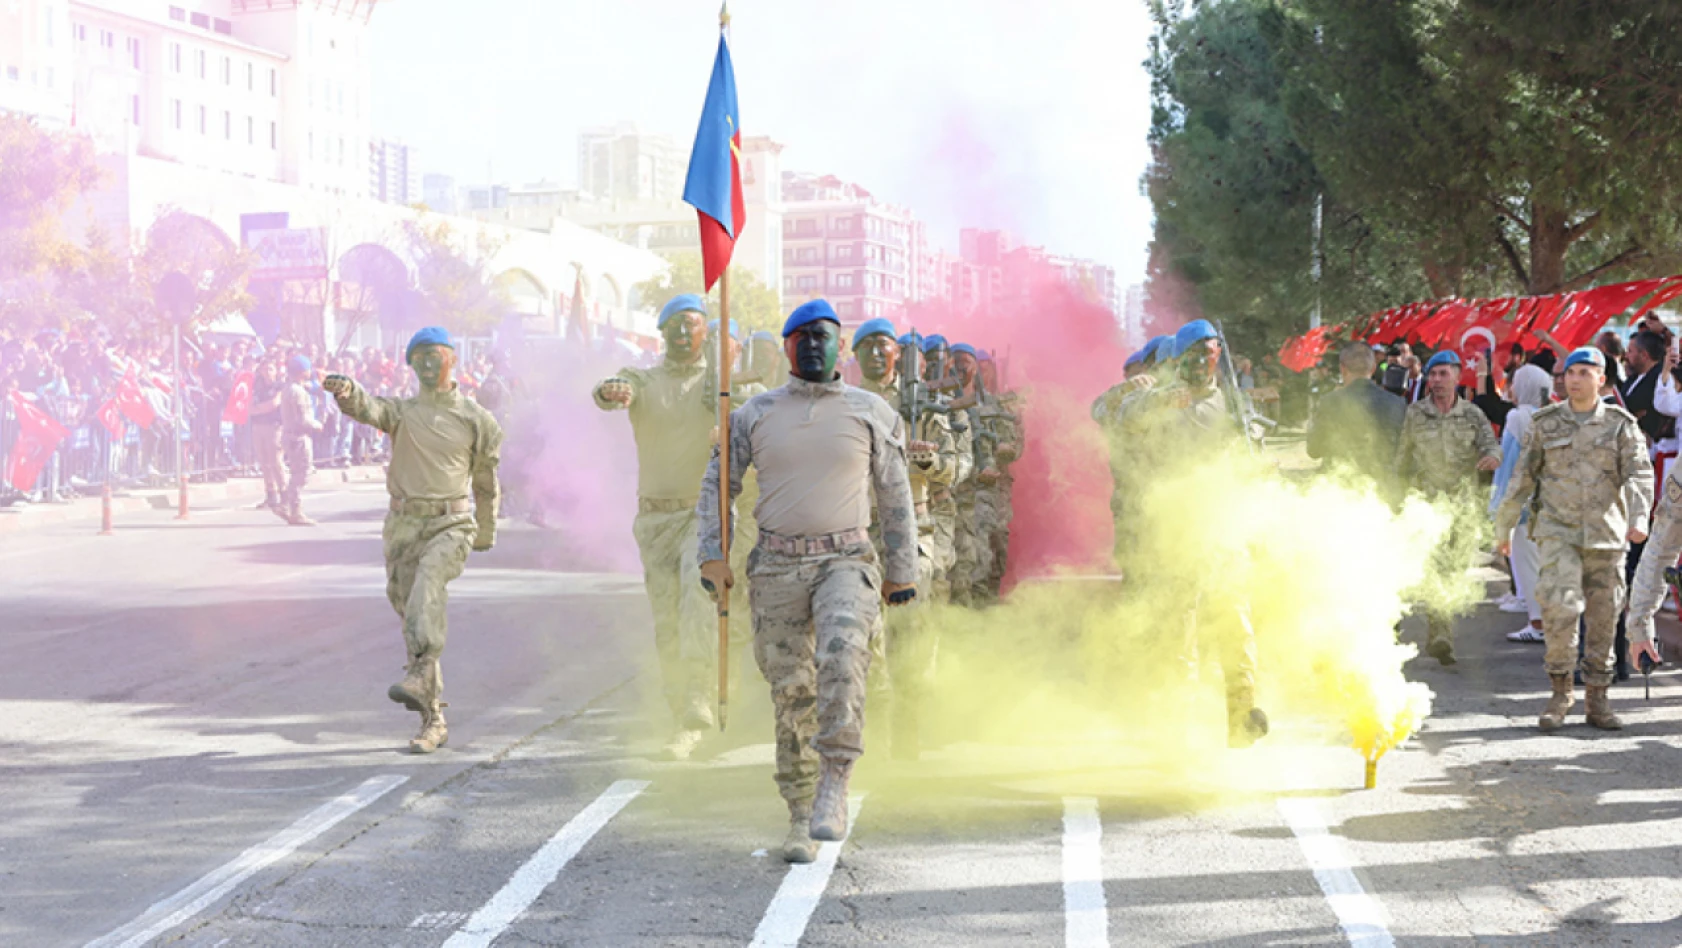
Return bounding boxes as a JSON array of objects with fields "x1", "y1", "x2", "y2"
[
  {"x1": 749, "y1": 794, "x2": 867, "y2": 948},
  {"x1": 441, "y1": 779, "x2": 650, "y2": 948},
  {"x1": 1062, "y1": 796, "x2": 1110, "y2": 947},
  {"x1": 1277, "y1": 797, "x2": 1397, "y2": 948},
  {"x1": 84, "y1": 774, "x2": 408, "y2": 948}
]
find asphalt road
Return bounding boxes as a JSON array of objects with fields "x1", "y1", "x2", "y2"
[{"x1": 7, "y1": 480, "x2": 1682, "y2": 946}]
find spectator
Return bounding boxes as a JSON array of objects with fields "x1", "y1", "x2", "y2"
[
  {"x1": 1308, "y1": 342, "x2": 1406, "y2": 493},
  {"x1": 1490, "y1": 364, "x2": 1553, "y2": 643}
]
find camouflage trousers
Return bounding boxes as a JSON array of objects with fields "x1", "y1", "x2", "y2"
[
  {"x1": 952, "y1": 488, "x2": 993, "y2": 606},
  {"x1": 631, "y1": 505, "x2": 716, "y2": 728},
  {"x1": 748, "y1": 540, "x2": 881, "y2": 807},
  {"x1": 383, "y1": 511, "x2": 476, "y2": 661},
  {"x1": 982, "y1": 480, "x2": 1013, "y2": 598},
  {"x1": 253, "y1": 420, "x2": 283, "y2": 498},
  {"x1": 1536, "y1": 538, "x2": 1626, "y2": 687},
  {"x1": 1184, "y1": 598, "x2": 1259, "y2": 719},
  {"x1": 930, "y1": 495, "x2": 958, "y2": 601},
  {"x1": 280, "y1": 435, "x2": 311, "y2": 513}
]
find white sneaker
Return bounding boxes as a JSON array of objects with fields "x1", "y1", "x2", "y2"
[{"x1": 1506, "y1": 626, "x2": 1546, "y2": 643}]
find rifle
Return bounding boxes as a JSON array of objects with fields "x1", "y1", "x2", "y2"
[
  {"x1": 897, "y1": 331, "x2": 952, "y2": 436},
  {"x1": 1213, "y1": 319, "x2": 1275, "y2": 453}
]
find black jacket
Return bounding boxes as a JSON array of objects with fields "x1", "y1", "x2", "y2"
[{"x1": 1308, "y1": 379, "x2": 1408, "y2": 484}]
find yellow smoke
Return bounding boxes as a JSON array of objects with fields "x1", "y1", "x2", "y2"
[{"x1": 875, "y1": 443, "x2": 1473, "y2": 799}]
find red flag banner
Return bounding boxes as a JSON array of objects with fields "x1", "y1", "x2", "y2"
[
  {"x1": 1278, "y1": 323, "x2": 1342, "y2": 372},
  {"x1": 222, "y1": 370, "x2": 254, "y2": 424},
  {"x1": 6, "y1": 392, "x2": 70, "y2": 492},
  {"x1": 114, "y1": 370, "x2": 156, "y2": 429}
]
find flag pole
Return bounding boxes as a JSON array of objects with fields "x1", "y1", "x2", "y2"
[{"x1": 717, "y1": 266, "x2": 732, "y2": 731}]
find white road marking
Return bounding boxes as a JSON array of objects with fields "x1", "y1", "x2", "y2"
[
  {"x1": 442, "y1": 779, "x2": 650, "y2": 948},
  {"x1": 1277, "y1": 798, "x2": 1396, "y2": 948},
  {"x1": 1062, "y1": 797, "x2": 1109, "y2": 948},
  {"x1": 749, "y1": 794, "x2": 867, "y2": 948},
  {"x1": 85, "y1": 774, "x2": 408, "y2": 948}
]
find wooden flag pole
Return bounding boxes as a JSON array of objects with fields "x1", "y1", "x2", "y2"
[{"x1": 716, "y1": 266, "x2": 732, "y2": 731}]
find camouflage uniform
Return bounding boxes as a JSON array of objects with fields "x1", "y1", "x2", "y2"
[
  {"x1": 1627, "y1": 465, "x2": 1682, "y2": 653},
  {"x1": 278, "y1": 380, "x2": 320, "y2": 520},
  {"x1": 860, "y1": 373, "x2": 962, "y2": 756},
  {"x1": 977, "y1": 392, "x2": 1022, "y2": 600},
  {"x1": 698, "y1": 377, "x2": 917, "y2": 810},
  {"x1": 333, "y1": 379, "x2": 502, "y2": 751},
  {"x1": 594, "y1": 360, "x2": 717, "y2": 729},
  {"x1": 1493, "y1": 401, "x2": 1652, "y2": 685},
  {"x1": 929, "y1": 406, "x2": 975, "y2": 602},
  {"x1": 1396, "y1": 395, "x2": 1502, "y2": 657},
  {"x1": 951, "y1": 404, "x2": 995, "y2": 606}
]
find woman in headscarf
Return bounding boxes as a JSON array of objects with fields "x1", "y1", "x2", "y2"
[{"x1": 1490, "y1": 363, "x2": 1553, "y2": 643}]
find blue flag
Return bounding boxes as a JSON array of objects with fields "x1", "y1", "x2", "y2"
[{"x1": 682, "y1": 33, "x2": 744, "y2": 291}]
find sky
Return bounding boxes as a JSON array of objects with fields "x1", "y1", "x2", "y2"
[{"x1": 368, "y1": 0, "x2": 1156, "y2": 284}]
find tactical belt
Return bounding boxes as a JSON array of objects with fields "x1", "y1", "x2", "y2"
[
  {"x1": 758, "y1": 527, "x2": 870, "y2": 556},
  {"x1": 638, "y1": 497, "x2": 696, "y2": 514},
  {"x1": 390, "y1": 497, "x2": 471, "y2": 517}
]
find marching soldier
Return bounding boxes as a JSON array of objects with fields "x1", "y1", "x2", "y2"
[
  {"x1": 1494, "y1": 347, "x2": 1652, "y2": 731},
  {"x1": 698, "y1": 299, "x2": 918, "y2": 863},
  {"x1": 1396, "y1": 350, "x2": 1502, "y2": 665},
  {"x1": 978, "y1": 351, "x2": 1022, "y2": 599},
  {"x1": 855, "y1": 317, "x2": 962, "y2": 759},
  {"x1": 1095, "y1": 335, "x2": 1174, "y2": 559},
  {"x1": 593, "y1": 294, "x2": 720, "y2": 760},
  {"x1": 913, "y1": 333, "x2": 972, "y2": 602},
  {"x1": 949, "y1": 343, "x2": 996, "y2": 606},
  {"x1": 277, "y1": 354, "x2": 322, "y2": 526},
  {"x1": 323, "y1": 327, "x2": 502, "y2": 754}
]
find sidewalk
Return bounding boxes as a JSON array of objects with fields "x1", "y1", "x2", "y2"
[{"x1": 0, "y1": 464, "x2": 387, "y2": 535}]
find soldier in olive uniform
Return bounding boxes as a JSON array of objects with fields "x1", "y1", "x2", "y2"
[
  {"x1": 698, "y1": 300, "x2": 918, "y2": 863},
  {"x1": 1395, "y1": 350, "x2": 1502, "y2": 665},
  {"x1": 324, "y1": 327, "x2": 502, "y2": 754},
  {"x1": 915, "y1": 333, "x2": 973, "y2": 601},
  {"x1": 277, "y1": 354, "x2": 323, "y2": 526},
  {"x1": 976, "y1": 351, "x2": 1022, "y2": 601},
  {"x1": 855, "y1": 317, "x2": 961, "y2": 759},
  {"x1": 1494, "y1": 347, "x2": 1652, "y2": 731}
]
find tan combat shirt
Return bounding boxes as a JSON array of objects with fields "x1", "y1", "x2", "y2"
[
  {"x1": 859, "y1": 374, "x2": 960, "y2": 521},
  {"x1": 334, "y1": 380, "x2": 503, "y2": 536},
  {"x1": 280, "y1": 381, "x2": 320, "y2": 439},
  {"x1": 1492, "y1": 400, "x2": 1653, "y2": 550},
  {"x1": 593, "y1": 360, "x2": 713, "y2": 502},
  {"x1": 1396, "y1": 396, "x2": 1500, "y2": 498}
]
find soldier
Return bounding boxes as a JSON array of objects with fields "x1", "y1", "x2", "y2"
[
  {"x1": 855, "y1": 317, "x2": 961, "y2": 759},
  {"x1": 978, "y1": 351, "x2": 1022, "y2": 599},
  {"x1": 1094, "y1": 335, "x2": 1174, "y2": 557},
  {"x1": 948, "y1": 343, "x2": 996, "y2": 606},
  {"x1": 913, "y1": 333, "x2": 972, "y2": 602},
  {"x1": 249, "y1": 357, "x2": 284, "y2": 511},
  {"x1": 593, "y1": 294, "x2": 720, "y2": 760},
  {"x1": 1494, "y1": 347, "x2": 1652, "y2": 731},
  {"x1": 276, "y1": 355, "x2": 322, "y2": 526},
  {"x1": 1396, "y1": 350, "x2": 1502, "y2": 665},
  {"x1": 322, "y1": 327, "x2": 502, "y2": 754},
  {"x1": 698, "y1": 299, "x2": 918, "y2": 863},
  {"x1": 1121, "y1": 320, "x2": 1269, "y2": 747}
]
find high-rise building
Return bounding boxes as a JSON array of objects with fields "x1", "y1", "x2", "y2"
[
  {"x1": 576, "y1": 123, "x2": 684, "y2": 204},
  {"x1": 422, "y1": 172, "x2": 457, "y2": 214},
  {"x1": 369, "y1": 136, "x2": 419, "y2": 205},
  {"x1": 1, "y1": 0, "x2": 383, "y2": 197},
  {"x1": 781, "y1": 171, "x2": 922, "y2": 326}
]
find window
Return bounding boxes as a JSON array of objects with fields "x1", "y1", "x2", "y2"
[
  {"x1": 836, "y1": 245, "x2": 853, "y2": 261},
  {"x1": 131, "y1": 94, "x2": 140, "y2": 126},
  {"x1": 213, "y1": 18, "x2": 232, "y2": 35},
  {"x1": 190, "y1": 12, "x2": 209, "y2": 28},
  {"x1": 127, "y1": 36, "x2": 140, "y2": 69},
  {"x1": 247, "y1": 62, "x2": 253, "y2": 90},
  {"x1": 198, "y1": 105, "x2": 206, "y2": 134},
  {"x1": 223, "y1": 57, "x2": 231, "y2": 84},
  {"x1": 171, "y1": 43, "x2": 181, "y2": 72},
  {"x1": 307, "y1": 78, "x2": 313, "y2": 107},
  {"x1": 835, "y1": 274, "x2": 855, "y2": 289},
  {"x1": 337, "y1": 137, "x2": 344, "y2": 165},
  {"x1": 169, "y1": 6, "x2": 186, "y2": 22},
  {"x1": 45, "y1": 67, "x2": 54, "y2": 89},
  {"x1": 337, "y1": 87, "x2": 343, "y2": 113},
  {"x1": 100, "y1": 29, "x2": 114, "y2": 48},
  {"x1": 246, "y1": 116, "x2": 253, "y2": 143},
  {"x1": 196, "y1": 50, "x2": 205, "y2": 78},
  {"x1": 269, "y1": 68, "x2": 277, "y2": 95},
  {"x1": 5, "y1": 67, "x2": 17, "y2": 82},
  {"x1": 784, "y1": 277, "x2": 794, "y2": 291},
  {"x1": 308, "y1": 131, "x2": 314, "y2": 159},
  {"x1": 172, "y1": 98, "x2": 181, "y2": 128},
  {"x1": 797, "y1": 276, "x2": 817, "y2": 291},
  {"x1": 223, "y1": 110, "x2": 231, "y2": 139},
  {"x1": 269, "y1": 121, "x2": 277, "y2": 149},
  {"x1": 835, "y1": 301, "x2": 852, "y2": 317},
  {"x1": 45, "y1": 9, "x2": 54, "y2": 47},
  {"x1": 833, "y1": 217, "x2": 852, "y2": 233}
]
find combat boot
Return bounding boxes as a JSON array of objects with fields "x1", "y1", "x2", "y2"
[
  {"x1": 1227, "y1": 704, "x2": 1270, "y2": 749},
  {"x1": 285, "y1": 506, "x2": 316, "y2": 526},
  {"x1": 253, "y1": 491, "x2": 277, "y2": 510},
  {"x1": 268, "y1": 499, "x2": 290, "y2": 521},
  {"x1": 809, "y1": 757, "x2": 853, "y2": 842},
  {"x1": 782, "y1": 800, "x2": 819, "y2": 864},
  {"x1": 388, "y1": 656, "x2": 437, "y2": 714},
  {"x1": 1538, "y1": 673, "x2": 1574, "y2": 731},
  {"x1": 410, "y1": 704, "x2": 448, "y2": 754},
  {"x1": 1585, "y1": 684, "x2": 1624, "y2": 730}
]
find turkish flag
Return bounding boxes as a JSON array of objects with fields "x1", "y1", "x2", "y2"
[
  {"x1": 113, "y1": 370, "x2": 156, "y2": 429},
  {"x1": 222, "y1": 371, "x2": 254, "y2": 424},
  {"x1": 6, "y1": 392, "x2": 70, "y2": 492},
  {"x1": 96, "y1": 395, "x2": 124, "y2": 437}
]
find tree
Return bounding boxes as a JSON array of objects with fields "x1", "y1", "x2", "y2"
[
  {"x1": 403, "y1": 216, "x2": 511, "y2": 337},
  {"x1": 0, "y1": 114, "x2": 102, "y2": 333},
  {"x1": 633, "y1": 252, "x2": 784, "y2": 335},
  {"x1": 133, "y1": 210, "x2": 254, "y2": 334}
]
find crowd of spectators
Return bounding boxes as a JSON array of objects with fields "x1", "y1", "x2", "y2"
[{"x1": 0, "y1": 326, "x2": 505, "y2": 505}]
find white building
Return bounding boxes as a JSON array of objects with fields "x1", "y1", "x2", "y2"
[
  {"x1": 369, "y1": 136, "x2": 419, "y2": 205},
  {"x1": 577, "y1": 123, "x2": 684, "y2": 204}
]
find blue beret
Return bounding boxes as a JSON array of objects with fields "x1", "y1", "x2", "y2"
[
  {"x1": 1125, "y1": 350, "x2": 1147, "y2": 369},
  {"x1": 897, "y1": 331, "x2": 922, "y2": 347},
  {"x1": 288, "y1": 354, "x2": 312, "y2": 375},
  {"x1": 1174, "y1": 320, "x2": 1218, "y2": 357},
  {"x1": 707, "y1": 317, "x2": 741, "y2": 339},
  {"x1": 406, "y1": 326, "x2": 454, "y2": 362},
  {"x1": 921, "y1": 334, "x2": 949, "y2": 352},
  {"x1": 978, "y1": 350, "x2": 994, "y2": 362},
  {"x1": 659, "y1": 294, "x2": 707, "y2": 329},
  {"x1": 1563, "y1": 346, "x2": 1606, "y2": 370},
  {"x1": 952, "y1": 342, "x2": 978, "y2": 358},
  {"x1": 852, "y1": 317, "x2": 898, "y2": 348},
  {"x1": 1424, "y1": 350, "x2": 1461, "y2": 372},
  {"x1": 782, "y1": 299, "x2": 840, "y2": 338},
  {"x1": 1141, "y1": 335, "x2": 1174, "y2": 365}
]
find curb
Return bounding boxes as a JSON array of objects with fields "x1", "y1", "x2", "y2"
[{"x1": 0, "y1": 465, "x2": 385, "y2": 535}]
